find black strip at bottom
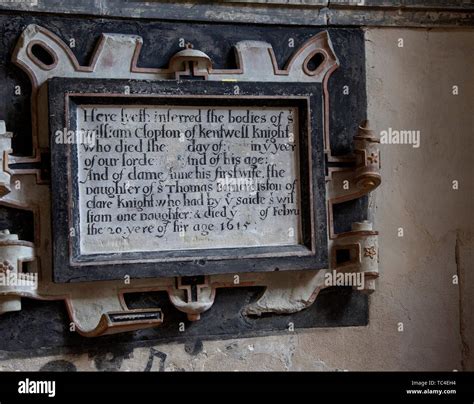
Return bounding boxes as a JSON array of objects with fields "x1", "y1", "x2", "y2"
[{"x1": 0, "y1": 286, "x2": 367, "y2": 359}]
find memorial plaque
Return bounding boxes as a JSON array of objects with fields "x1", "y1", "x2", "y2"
[
  {"x1": 49, "y1": 79, "x2": 328, "y2": 282},
  {"x1": 76, "y1": 104, "x2": 301, "y2": 254},
  {"x1": 0, "y1": 14, "x2": 377, "y2": 339}
]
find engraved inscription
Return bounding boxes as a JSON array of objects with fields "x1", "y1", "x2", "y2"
[{"x1": 76, "y1": 105, "x2": 302, "y2": 255}]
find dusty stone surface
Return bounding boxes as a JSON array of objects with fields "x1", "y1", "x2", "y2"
[
  {"x1": 75, "y1": 105, "x2": 300, "y2": 254},
  {"x1": 0, "y1": 28, "x2": 472, "y2": 371}
]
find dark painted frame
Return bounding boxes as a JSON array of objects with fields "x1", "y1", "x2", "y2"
[{"x1": 48, "y1": 78, "x2": 328, "y2": 282}]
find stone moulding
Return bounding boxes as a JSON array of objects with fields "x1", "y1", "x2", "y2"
[
  {"x1": 0, "y1": 1, "x2": 472, "y2": 27},
  {"x1": 0, "y1": 24, "x2": 380, "y2": 336}
]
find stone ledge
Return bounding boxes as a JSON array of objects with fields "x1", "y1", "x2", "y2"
[{"x1": 0, "y1": 0, "x2": 473, "y2": 27}]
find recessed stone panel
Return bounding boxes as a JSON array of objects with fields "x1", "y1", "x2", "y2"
[{"x1": 75, "y1": 104, "x2": 301, "y2": 255}]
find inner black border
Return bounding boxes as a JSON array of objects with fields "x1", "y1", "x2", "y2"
[{"x1": 48, "y1": 78, "x2": 328, "y2": 282}]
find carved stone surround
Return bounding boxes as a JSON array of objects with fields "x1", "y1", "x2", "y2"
[{"x1": 0, "y1": 25, "x2": 380, "y2": 336}]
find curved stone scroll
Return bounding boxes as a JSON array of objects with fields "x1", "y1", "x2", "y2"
[
  {"x1": 243, "y1": 270, "x2": 328, "y2": 317},
  {"x1": 66, "y1": 292, "x2": 163, "y2": 337},
  {"x1": 327, "y1": 121, "x2": 381, "y2": 208}
]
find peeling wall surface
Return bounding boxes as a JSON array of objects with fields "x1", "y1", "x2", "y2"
[{"x1": 0, "y1": 24, "x2": 472, "y2": 371}]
